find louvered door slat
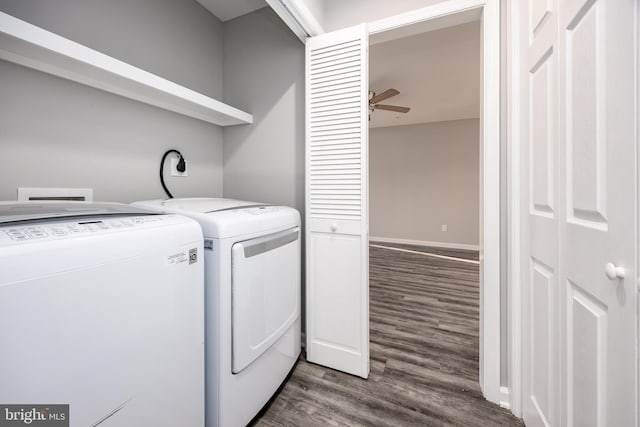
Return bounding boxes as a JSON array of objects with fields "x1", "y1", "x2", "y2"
[
  {"x1": 310, "y1": 41, "x2": 360, "y2": 58},
  {"x1": 310, "y1": 142, "x2": 361, "y2": 151},
  {"x1": 310, "y1": 60, "x2": 361, "y2": 76},
  {"x1": 311, "y1": 153, "x2": 360, "y2": 161},
  {"x1": 310, "y1": 39, "x2": 360, "y2": 55},
  {"x1": 310, "y1": 101, "x2": 360, "y2": 113},
  {"x1": 311, "y1": 66, "x2": 360, "y2": 83},
  {"x1": 311, "y1": 95, "x2": 361, "y2": 109},
  {"x1": 311, "y1": 157, "x2": 360, "y2": 164},
  {"x1": 310, "y1": 107, "x2": 361, "y2": 119},
  {"x1": 310, "y1": 87, "x2": 361, "y2": 101},
  {"x1": 310, "y1": 137, "x2": 361, "y2": 146},
  {"x1": 311, "y1": 49, "x2": 362, "y2": 66},
  {"x1": 309, "y1": 60, "x2": 361, "y2": 75},
  {"x1": 310, "y1": 115, "x2": 361, "y2": 126},
  {"x1": 311, "y1": 128, "x2": 360, "y2": 137}
]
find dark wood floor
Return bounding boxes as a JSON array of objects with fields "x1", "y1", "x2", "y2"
[{"x1": 252, "y1": 244, "x2": 523, "y2": 426}]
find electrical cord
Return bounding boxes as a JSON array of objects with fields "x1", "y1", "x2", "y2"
[{"x1": 159, "y1": 149, "x2": 185, "y2": 199}]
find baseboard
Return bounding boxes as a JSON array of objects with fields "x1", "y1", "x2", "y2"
[{"x1": 369, "y1": 236, "x2": 480, "y2": 251}]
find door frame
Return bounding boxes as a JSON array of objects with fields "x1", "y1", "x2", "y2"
[
  {"x1": 367, "y1": 0, "x2": 505, "y2": 407},
  {"x1": 637, "y1": 2, "x2": 640, "y2": 422},
  {"x1": 505, "y1": 0, "x2": 523, "y2": 417}
]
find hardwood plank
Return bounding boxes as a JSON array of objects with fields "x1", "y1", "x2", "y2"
[{"x1": 251, "y1": 244, "x2": 523, "y2": 426}]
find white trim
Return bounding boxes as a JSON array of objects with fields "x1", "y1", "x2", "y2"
[
  {"x1": 367, "y1": 0, "x2": 485, "y2": 36},
  {"x1": 265, "y1": 0, "x2": 324, "y2": 43},
  {"x1": 0, "y1": 12, "x2": 252, "y2": 127},
  {"x1": 270, "y1": 0, "x2": 487, "y2": 44},
  {"x1": 288, "y1": 0, "x2": 324, "y2": 36},
  {"x1": 369, "y1": 236, "x2": 479, "y2": 251},
  {"x1": 366, "y1": 0, "x2": 503, "y2": 407},
  {"x1": 479, "y1": 0, "x2": 502, "y2": 406},
  {"x1": 369, "y1": 8, "x2": 482, "y2": 46},
  {"x1": 266, "y1": 0, "x2": 308, "y2": 42},
  {"x1": 506, "y1": 0, "x2": 523, "y2": 418},
  {"x1": 636, "y1": 1, "x2": 640, "y2": 425},
  {"x1": 361, "y1": 22, "x2": 371, "y2": 380}
]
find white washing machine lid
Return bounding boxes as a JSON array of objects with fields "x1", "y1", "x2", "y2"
[
  {"x1": 133, "y1": 198, "x2": 300, "y2": 239},
  {"x1": 0, "y1": 201, "x2": 159, "y2": 224}
]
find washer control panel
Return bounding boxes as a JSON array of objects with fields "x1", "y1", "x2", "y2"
[{"x1": 0, "y1": 216, "x2": 166, "y2": 243}]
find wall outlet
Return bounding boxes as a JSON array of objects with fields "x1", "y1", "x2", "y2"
[
  {"x1": 441, "y1": 224, "x2": 448, "y2": 232},
  {"x1": 171, "y1": 158, "x2": 188, "y2": 177}
]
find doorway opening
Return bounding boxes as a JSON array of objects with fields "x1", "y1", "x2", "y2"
[
  {"x1": 368, "y1": 21, "x2": 481, "y2": 250},
  {"x1": 366, "y1": 0, "x2": 506, "y2": 407},
  {"x1": 366, "y1": 16, "x2": 511, "y2": 421}
]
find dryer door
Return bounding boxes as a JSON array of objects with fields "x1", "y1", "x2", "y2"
[{"x1": 231, "y1": 227, "x2": 300, "y2": 374}]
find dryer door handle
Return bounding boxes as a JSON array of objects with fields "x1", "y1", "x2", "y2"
[{"x1": 240, "y1": 227, "x2": 300, "y2": 258}]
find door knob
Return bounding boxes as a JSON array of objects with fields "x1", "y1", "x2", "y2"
[
  {"x1": 605, "y1": 263, "x2": 625, "y2": 280},
  {"x1": 330, "y1": 222, "x2": 338, "y2": 232}
]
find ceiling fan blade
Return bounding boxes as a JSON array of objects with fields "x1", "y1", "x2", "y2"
[
  {"x1": 374, "y1": 104, "x2": 411, "y2": 113},
  {"x1": 370, "y1": 88, "x2": 399, "y2": 104}
]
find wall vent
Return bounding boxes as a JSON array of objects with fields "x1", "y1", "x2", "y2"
[{"x1": 17, "y1": 187, "x2": 93, "y2": 202}]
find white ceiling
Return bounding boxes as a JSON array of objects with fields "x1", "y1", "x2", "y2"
[
  {"x1": 196, "y1": 0, "x2": 267, "y2": 21},
  {"x1": 369, "y1": 20, "x2": 481, "y2": 128}
]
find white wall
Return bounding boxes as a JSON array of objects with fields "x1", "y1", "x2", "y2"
[
  {"x1": 0, "y1": 0, "x2": 225, "y2": 202},
  {"x1": 321, "y1": 0, "x2": 446, "y2": 32},
  {"x1": 222, "y1": 7, "x2": 305, "y2": 214},
  {"x1": 370, "y1": 119, "x2": 479, "y2": 247}
]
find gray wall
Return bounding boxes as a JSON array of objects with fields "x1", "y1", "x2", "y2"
[
  {"x1": 222, "y1": 7, "x2": 304, "y2": 214},
  {"x1": 370, "y1": 119, "x2": 480, "y2": 247},
  {"x1": 0, "y1": 0, "x2": 225, "y2": 202}
]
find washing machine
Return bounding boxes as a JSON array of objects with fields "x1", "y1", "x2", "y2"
[
  {"x1": 133, "y1": 198, "x2": 301, "y2": 427},
  {"x1": 0, "y1": 202, "x2": 205, "y2": 427}
]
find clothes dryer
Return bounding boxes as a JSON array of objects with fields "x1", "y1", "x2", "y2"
[{"x1": 133, "y1": 198, "x2": 301, "y2": 427}]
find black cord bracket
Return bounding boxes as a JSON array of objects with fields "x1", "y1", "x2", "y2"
[{"x1": 159, "y1": 149, "x2": 185, "y2": 199}]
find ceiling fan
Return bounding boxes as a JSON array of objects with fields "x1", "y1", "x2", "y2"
[{"x1": 368, "y1": 88, "x2": 411, "y2": 118}]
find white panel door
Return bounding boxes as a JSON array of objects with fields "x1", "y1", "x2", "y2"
[
  {"x1": 521, "y1": 1, "x2": 560, "y2": 425},
  {"x1": 559, "y1": 0, "x2": 636, "y2": 425},
  {"x1": 520, "y1": 0, "x2": 638, "y2": 425},
  {"x1": 305, "y1": 24, "x2": 370, "y2": 378}
]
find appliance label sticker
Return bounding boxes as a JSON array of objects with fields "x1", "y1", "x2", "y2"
[{"x1": 166, "y1": 252, "x2": 188, "y2": 266}]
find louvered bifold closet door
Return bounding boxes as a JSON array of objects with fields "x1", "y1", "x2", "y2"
[{"x1": 305, "y1": 24, "x2": 369, "y2": 379}]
